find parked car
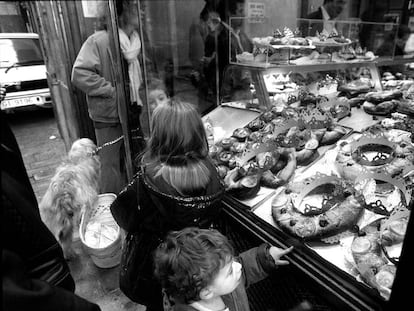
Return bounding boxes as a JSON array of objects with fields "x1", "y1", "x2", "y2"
[{"x1": 0, "y1": 33, "x2": 52, "y2": 112}]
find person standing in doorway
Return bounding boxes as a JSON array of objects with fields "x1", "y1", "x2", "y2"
[{"x1": 72, "y1": 0, "x2": 144, "y2": 194}]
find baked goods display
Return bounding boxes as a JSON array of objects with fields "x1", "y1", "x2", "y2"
[
  {"x1": 209, "y1": 105, "x2": 351, "y2": 201},
  {"x1": 252, "y1": 27, "x2": 314, "y2": 49},
  {"x1": 266, "y1": 125, "x2": 412, "y2": 297},
  {"x1": 306, "y1": 30, "x2": 352, "y2": 47},
  {"x1": 375, "y1": 114, "x2": 414, "y2": 134},
  {"x1": 263, "y1": 73, "x2": 298, "y2": 93},
  {"x1": 337, "y1": 46, "x2": 376, "y2": 61},
  {"x1": 381, "y1": 71, "x2": 414, "y2": 91},
  {"x1": 271, "y1": 174, "x2": 365, "y2": 240},
  {"x1": 334, "y1": 132, "x2": 414, "y2": 183},
  {"x1": 350, "y1": 218, "x2": 396, "y2": 298},
  {"x1": 337, "y1": 78, "x2": 374, "y2": 97},
  {"x1": 349, "y1": 205, "x2": 410, "y2": 299},
  {"x1": 208, "y1": 36, "x2": 414, "y2": 300}
]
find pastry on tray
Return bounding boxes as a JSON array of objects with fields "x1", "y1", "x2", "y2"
[{"x1": 271, "y1": 175, "x2": 365, "y2": 240}]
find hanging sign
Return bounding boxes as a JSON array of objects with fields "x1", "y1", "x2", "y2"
[{"x1": 247, "y1": 2, "x2": 265, "y2": 23}]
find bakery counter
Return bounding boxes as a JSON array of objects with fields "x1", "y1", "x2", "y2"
[{"x1": 204, "y1": 104, "x2": 408, "y2": 310}]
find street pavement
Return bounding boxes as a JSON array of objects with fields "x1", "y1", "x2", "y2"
[{"x1": 5, "y1": 108, "x2": 145, "y2": 311}]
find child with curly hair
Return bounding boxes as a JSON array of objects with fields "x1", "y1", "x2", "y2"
[{"x1": 154, "y1": 227, "x2": 293, "y2": 311}]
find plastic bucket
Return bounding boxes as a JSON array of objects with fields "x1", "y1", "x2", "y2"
[{"x1": 79, "y1": 193, "x2": 122, "y2": 268}]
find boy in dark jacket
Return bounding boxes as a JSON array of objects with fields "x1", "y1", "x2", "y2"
[{"x1": 154, "y1": 227, "x2": 293, "y2": 311}]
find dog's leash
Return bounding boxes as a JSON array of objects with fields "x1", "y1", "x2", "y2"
[
  {"x1": 93, "y1": 130, "x2": 146, "y2": 155},
  {"x1": 94, "y1": 135, "x2": 124, "y2": 155}
]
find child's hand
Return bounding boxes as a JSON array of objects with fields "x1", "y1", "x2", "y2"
[{"x1": 269, "y1": 246, "x2": 293, "y2": 266}]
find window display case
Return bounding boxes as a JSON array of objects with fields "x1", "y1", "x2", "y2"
[
  {"x1": 203, "y1": 52, "x2": 414, "y2": 309},
  {"x1": 229, "y1": 17, "x2": 398, "y2": 68},
  {"x1": 135, "y1": 1, "x2": 414, "y2": 309}
]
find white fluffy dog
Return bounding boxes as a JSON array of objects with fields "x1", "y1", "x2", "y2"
[{"x1": 40, "y1": 138, "x2": 101, "y2": 259}]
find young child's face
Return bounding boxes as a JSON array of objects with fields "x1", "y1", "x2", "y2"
[
  {"x1": 149, "y1": 89, "x2": 169, "y2": 113},
  {"x1": 207, "y1": 258, "x2": 242, "y2": 297}
]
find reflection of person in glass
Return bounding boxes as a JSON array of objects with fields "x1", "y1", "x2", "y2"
[
  {"x1": 72, "y1": 0, "x2": 143, "y2": 194},
  {"x1": 214, "y1": 0, "x2": 253, "y2": 100},
  {"x1": 188, "y1": 0, "x2": 221, "y2": 88},
  {"x1": 304, "y1": 0, "x2": 347, "y2": 36},
  {"x1": 202, "y1": 11, "x2": 223, "y2": 99},
  {"x1": 376, "y1": 25, "x2": 412, "y2": 57}
]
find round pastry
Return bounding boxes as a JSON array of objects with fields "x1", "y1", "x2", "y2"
[
  {"x1": 260, "y1": 111, "x2": 274, "y2": 123},
  {"x1": 227, "y1": 175, "x2": 261, "y2": 200},
  {"x1": 281, "y1": 107, "x2": 300, "y2": 119},
  {"x1": 351, "y1": 219, "x2": 397, "y2": 292},
  {"x1": 247, "y1": 119, "x2": 265, "y2": 131},
  {"x1": 270, "y1": 104, "x2": 286, "y2": 116},
  {"x1": 261, "y1": 151, "x2": 296, "y2": 188},
  {"x1": 249, "y1": 131, "x2": 263, "y2": 142},
  {"x1": 271, "y1": 181, "x2": 364, "y2": 240},
  {"x1": 335, "y1": 138, "x2": 412, "y2": 181},
  {"x1": 218, "y1": 150, "x2": 233, "y2": 164},
  {"x1": 375, "y1": 265, "x2": 396, "y2": 289},
  {"x1": 256, "y1": 151, "x2": 279, "y2": 171},
  {"x1": 221, "y1": 137, "x2": 238, "y2": 150},
  {"x1": 233, "y1": 128, "x2": 251, "y2": 141},
  {"x1": 261, "y1": 133, "x2": 275, "y2": 144},
  {"x1": 381, "y1": 218, "x2": 408, "y2": 246},
  {"x1": 381, "y1": 217, "x2": 408, "y2": 264},
  {"x1": 228, "y1": 155, "x2": 238, "y2": 169},
  {"x1": 230, "y1": 142, "x2": 247, "y2": 153},
  {"x1": 259, "y1": 123, "x2": 274, "y2": 134}
]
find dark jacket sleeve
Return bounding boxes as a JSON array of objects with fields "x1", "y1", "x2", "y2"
[
  {"x1": 238, "y1": 243, "x2": 277, "y2": 288},
  {"x1": 2, "y1": 250, "x2": 101, "y2": 311},
  {"x1": 110, "y1": 175, "x2": 141, "y2": 232}
]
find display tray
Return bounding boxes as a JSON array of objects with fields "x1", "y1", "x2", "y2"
[
  {"x1": 312, "y1": 40, "x2": 352, "y2": 47},
  {"x1": 269, "y1": 44, "x2": 316, "y2": 50},
  {"x1": 252, "y1": 38, "x2": 315, "y2": 50}
]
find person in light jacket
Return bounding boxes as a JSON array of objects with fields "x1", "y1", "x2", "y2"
[{"x1": 71, "y1": 0, "x2": 145, "y2": 193}]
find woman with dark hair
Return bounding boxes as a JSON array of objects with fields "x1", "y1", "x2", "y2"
[{"x1": 110, "y1": 99, "x2": 225, "y2": 311}]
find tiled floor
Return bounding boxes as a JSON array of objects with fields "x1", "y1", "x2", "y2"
[{"x1": 6, "y1": 108, "x2": 145, "y2": 311}]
